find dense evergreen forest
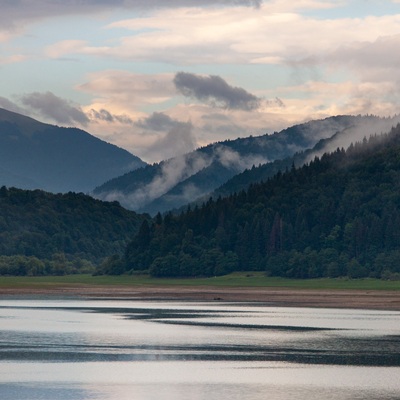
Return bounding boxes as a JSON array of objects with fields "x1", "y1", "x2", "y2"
[
  {"x1": 109, "y1": 125, "x2": 400, "y2": 279},
  {"x1": 0, "y1": 188, "x2": 144, "y2": 275}
]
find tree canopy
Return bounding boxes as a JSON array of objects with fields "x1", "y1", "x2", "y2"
[
  {"x1": 118, "y1": 125, "x2": 400, "y2": 279},
  {"x1": 0, "y1": 188, "x2": 145, "y2": 275}
]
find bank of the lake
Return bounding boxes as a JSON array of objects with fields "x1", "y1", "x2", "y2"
[{"x1": 0, "y1": 273, "x2": 399, "y2": 310}]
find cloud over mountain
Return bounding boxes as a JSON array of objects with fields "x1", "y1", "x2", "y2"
[
  {"x1": 21, "y1": 92, "x2": 89, "y2": 126},
  {"x1": 3, "y1": 0, "x2": 400, "y2": 164},
  {"x1": 174, "y1": 72, "x2": 261, "y2": 111},
  {"x1": 135, "y1": 112, "x2": 197, "y2": 160}
]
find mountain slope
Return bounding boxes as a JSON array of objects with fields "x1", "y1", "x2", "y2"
[
  {"x1": 0, "y1": 187, "x2": 146, "y2": 271},
  {"x1": 94, "y1": 115, "x2": 362, "y2": 214},
  {"x1": 119, "y1": 124, "x2": 400, "y2": 279},
  {"x1": 211, "y1": 114, "x2": 400, "y2": 199},
  {"x1": 0, "y1": 108, "x2": 146, "y2": 193}
]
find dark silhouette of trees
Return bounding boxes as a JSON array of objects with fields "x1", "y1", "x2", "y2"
[{"x1": 121, "y1": 124, "x2": 400, "y2": 279}]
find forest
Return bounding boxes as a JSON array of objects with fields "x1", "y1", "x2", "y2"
[
  {"x1": 0, "y1": 188, "x2": 144, "y2": 275},
  {"x1": 106, "y1": 125, "x2": 400, "y2": 279}
]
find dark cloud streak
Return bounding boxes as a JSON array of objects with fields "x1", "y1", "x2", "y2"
[
  {"x1": 89, "y1": 109, "x2": 133, "y2": 124},
  {"x1": 21, "y1": 92, "x2": 89, "y2": 126},
  {"x1": 0, "y1": 0, "x2": 261, "y2": 28},
  {"x1": 174, "y1": 72, "x2": 261, "y2": 111}
]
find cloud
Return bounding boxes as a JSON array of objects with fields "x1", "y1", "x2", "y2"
[
  {"x1": 45, "y1": 40, "x2": 90, "y2": 59},
  {"x1": 215, "y1": 145, "x2": 269, "y2": 170},
  {"x1": 99, "y1": 151, "x2": 212, "y2": 210},
  {"x1": 303, "y1": 115, "x2": 400, "y2": 166},
  {"x1": 174, "y1": 72, "x2": 261, "y2": 111},
  {"x1": 135, "y1": 112, "x2": 179, "y2": 132},
  {"x1": 324, "y1": 34, "x2": 400, "y2": 79},
  {"x1": 120, "y1": 0, "x2": 262, "y2": 7},
  {"x1": 88, "y1": 108, "x2": 134, "y2": 124},
  {"x1": 0, "y1": 97, "x2": 26, "y2": 114},
  {"x1": 0, "y1": 0, "x2": 260, "y2": 30},
  {"x1": 77, "y1": 71, "x2": 204, "y2": 161},
  {"x1": 97, "y1": 139, "x2": 270, "y2": 211},
  {"x1": 49, "y1": 5, "x2": 392, "y2": 69},
  {"x1": 78, "y1": 70, "x2": 175, "y2": 109},
  {"x1": 0, "y1": 54, "x2": 27, "y2": 64},
  {"x1": 135, "y1": 112, "x2": 197, "y2": 160},
  {"x1": 144, "y1": 122, "x2": 197, "y2": 161},
  {"x1": 21, "y1": 92, "x2": 90, "y2": 126}
]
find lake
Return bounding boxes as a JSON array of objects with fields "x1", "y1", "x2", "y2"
[{"x1": 0, "y1": 298, "x2": 400, "y2": 399}]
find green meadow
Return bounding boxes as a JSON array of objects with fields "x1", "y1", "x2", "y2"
[{"x1": 1, "y1": 273, "x2": 400, "y2": 291}]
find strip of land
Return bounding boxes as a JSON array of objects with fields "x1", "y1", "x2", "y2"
[{"x1": 1, "y1": 284, "x2": 400, "y2": 311}]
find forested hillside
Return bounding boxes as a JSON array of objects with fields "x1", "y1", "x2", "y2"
[
  {"x1": 0, "y1": 188, "x2": 145, "y2": 275},
  {"x1": 94, "y1": 115, "x2": 364, "y2": 214},
  {"x1": 114, "y1": 125, "x2": 400, "y2": 279},
  {"x1": 209, "y1": 115, "x2": 400, "y2": 200}
]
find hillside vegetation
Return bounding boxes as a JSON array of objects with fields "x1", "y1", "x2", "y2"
[
  {"x1": 110, "y1": 125, "x2": 400, "y2": 280},
  {"x1": 0, "y1": 188, "x2": 145, "y2": 276}
]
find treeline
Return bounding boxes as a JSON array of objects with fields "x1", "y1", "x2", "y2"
[
  {"x1": 0, "y1": 254, "x2": 95, "y2": 276},
  {"x1": 102, "y1": 125, "x2": 400, "y2": 279},
  {"x1": 0, "y1": 188, "x2": 144, "y2": 275}
]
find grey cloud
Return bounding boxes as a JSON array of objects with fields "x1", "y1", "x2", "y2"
[
  {"x1": 291, "y1": 34, "x2": 400, "y2": 81},
  {"x1": 215, "y1": 145, "x2": 269, "y2": 170},
  {"x1": 273, "y1": 97, "x2": 285, "y2": 108},
  {"x1": 0, "y1": 0, "x2": 261, "y2": 28},
  {"x1": 135, "y1": 113, "x2": 198, "y2": 160},
  {"x1": 134, "y1": 112, "x2": 200, "y2": 161},
  {"x1": 327, "y1": 34, "x2": 400, "y2": 71},
  {"x1": 135, "y1": 112, "x2": 178, "y2": 132},
  {"x1": 121, "y1": 0, "x2": 262, "y2": 8},
  {"x1": 201, "y1": 113, "x2": 232, "y2": 122},
  {"x1": 21, "y1": 92, "x2": 90, "y2": 126},
  {"x1": 174, "y1": 72, "x2": 261, "y2": 111},
  {"x1": 89, "y1": 108, "x2": 133, "y2": 124},
  {"x1": 0, "y1": 97, "x2": 26, "y2": 114},
  {"x1": 90, "y1": 108, "x2": 114, "y2": 122},
  {"x1": 305, "y1": 115, "x2": 400, "y2": 165},
  {"x1": 100, "y1": 151, "x2": 211, "y2": 210},
  {"x1": 143, "y1": 121, "x2": 197, "y2": 161},
  {"x1": 99, "y1": 141, "x2": 269, "y2": 211}
]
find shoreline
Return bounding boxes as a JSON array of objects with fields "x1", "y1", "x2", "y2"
[{"x1": 1, "y1": 285, "x2": 400, "y2": 310}]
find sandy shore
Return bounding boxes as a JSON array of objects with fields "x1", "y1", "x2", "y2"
[{"x1": 1, "y1": 285, "x2": 400, "y2": 310}]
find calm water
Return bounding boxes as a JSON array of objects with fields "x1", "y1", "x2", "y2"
[{"x1": 0, "y1": 298, "x2": 400, "y2": 400}]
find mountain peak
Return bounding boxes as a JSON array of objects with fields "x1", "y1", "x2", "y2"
[
  {"x1": 0, "y1": 107, "x2": 51, "y2": 136},
  {"x1": 0, "y1": 108, "x2": 146, "y2": 193}
]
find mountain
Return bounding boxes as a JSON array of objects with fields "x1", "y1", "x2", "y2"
[
  {"x1": 117, "y1": 124, "x2": 400, "y2": 279},
  {"x1": 211, "y1": 114, "x2": 400, "y2": 200},
  {"x1": 0, "y1": 108, "x2": 146, "y2": 193},
  {"x1": 93, "y1": 115, "x2": 363, "y2": 214},
  {"x1": 0, "y1": 187, "x2": 146, "y2": 275}
]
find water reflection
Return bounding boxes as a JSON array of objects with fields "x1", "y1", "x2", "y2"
[{"x1": 1, "y1": 299, "x2": 400, "y2": 399}]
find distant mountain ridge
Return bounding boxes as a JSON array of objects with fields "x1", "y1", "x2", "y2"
[
  {"x1": 93, "y1": 115, "x2": 380, "y2": 215},
  {"x1": 0, "y1": 108, "x2": 146, "y2": 193},
  {"x1": 210, "y1": 114, "x2": 400, "y2": 200}
]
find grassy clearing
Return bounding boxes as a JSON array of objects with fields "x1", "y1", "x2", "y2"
[{"x1": 0, "y1": 272, "x2": 400, "y2": 291}]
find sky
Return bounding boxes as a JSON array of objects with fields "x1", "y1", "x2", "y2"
[{"x1": 1, "y1": 0, "x2": 400, "y2": 163}]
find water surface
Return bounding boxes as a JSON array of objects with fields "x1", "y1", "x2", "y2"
[{"x1": 1, "y1": 299, "x2": 399, "y2": 399}]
